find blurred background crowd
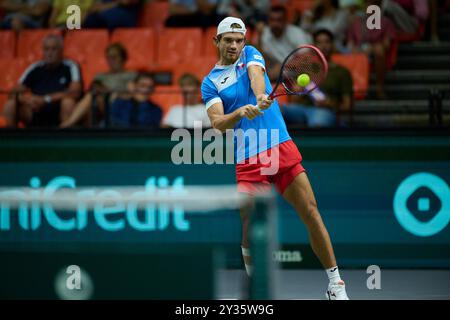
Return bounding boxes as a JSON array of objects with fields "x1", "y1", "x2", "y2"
[{"x1": 0, "y1": 0, "x2": 449, "y2": 129}]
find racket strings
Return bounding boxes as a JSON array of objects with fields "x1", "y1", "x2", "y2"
[{"x1": 281, "y1": 48, "x2": 326, "y2": 94}]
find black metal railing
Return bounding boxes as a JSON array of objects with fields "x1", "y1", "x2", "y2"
[{"x1": 0, "y1": 88, "x2": 449, "y2": 129}]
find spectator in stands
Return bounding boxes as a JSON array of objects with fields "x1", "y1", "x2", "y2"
[
  {"x1": 282, "y1": 29, "x2": 353, "y2": 127},
  {"x1": 48, "y1": 0, "x2": 94, "y2": 28},
  {"x1": 381, "y1": 0, "x2": 429, "y2": 34},
  {"x1": 0, "y1": 0, "x2": 50, "y2": 32},
  {"x1": 162, "y1": 73, "x2": 211, "y2": 128},
  {"x1": 259, "y1": 5, "x2": 312, "y2": 81},
  {"x1": 82, "y1": 0, "x2": 141, "y2": 30},
  {"x1": 347, "y1": 0, "x2": 396, "y2": 99},
  {"x1": 60, "y1": 43, "x2": 136, "y2": 128},
  {"x1": 216, "y1": 0, "x2": 269, "y2": 28},
  {"x1": 301, "y1": 0, "x2": 350, "y2": 53},
  {"x1": 109, "y1": 72, "x2": 162, "y2": 128},
  {"x1": 1, "y1": 34, "x2": 82, "y2": 127},
  {"x1": 339, "y1": 0, "x2": 363, "y2": 25},
  {"x1": 165, "y1": 0, "x2": 221, "y2": 28}
]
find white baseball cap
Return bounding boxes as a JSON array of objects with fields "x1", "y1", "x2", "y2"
[{"x1": 217, "y1": 17, "x2": 247, "y2": 36}]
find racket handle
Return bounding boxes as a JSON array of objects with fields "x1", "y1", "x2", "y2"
[{"x1": 268, "y1": 92, "x2": 276, "y2": 99}]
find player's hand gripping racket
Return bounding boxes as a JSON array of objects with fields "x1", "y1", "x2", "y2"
[{"x1": 257, "y1": 44, "x2": 328, "y2": 110}]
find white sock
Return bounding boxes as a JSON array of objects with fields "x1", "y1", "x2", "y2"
[
  {"x1": 244, "y1": 263, "x2": 253, "y2": 277},
  {"x1": 241, "y1": 246, "x2": 253, "y2": 277},
  {"x1": 326, "y1": 266, "x2": 342, "y2": 283}
]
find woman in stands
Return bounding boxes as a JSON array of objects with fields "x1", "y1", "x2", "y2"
[{"x1": 60, "y1": 43, "x2": 136, "y2": 128}]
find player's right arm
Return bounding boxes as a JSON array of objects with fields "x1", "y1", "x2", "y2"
[
  {"x1": 202, "y1": 77, "x2": 261, "y2": 132},
  {"x1": 207, "y1": 102, "x2": 262, "y2": 133}
]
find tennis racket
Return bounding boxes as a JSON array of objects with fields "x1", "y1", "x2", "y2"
[{"x1": 257, "y1": 44, "x2": 328, "y2": 109}]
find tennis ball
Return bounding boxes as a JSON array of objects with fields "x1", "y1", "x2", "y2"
[{"x1": 297, "y1": 74, "x2": 310, "y2": 87}]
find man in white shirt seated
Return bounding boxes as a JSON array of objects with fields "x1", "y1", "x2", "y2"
[
  {"x1": 162, "y1": 73, "x2": 211, "y2": 129},
  {"x1": 259, "y1": 5, "x2": 312, "y2": 81}
]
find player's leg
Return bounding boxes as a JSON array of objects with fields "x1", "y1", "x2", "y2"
[
  {"x1": 240, "y1": 203, "x2": 252, "y2": 276},
  {"x1": 282, "y1": 171, "x2": 349, "y2": 300},
  {"x1": 237, "y1": 180, "x2": 271, "y2": 277},
  {"x1": 282, "y1": 172, "x2": 336, "y2": 269}
]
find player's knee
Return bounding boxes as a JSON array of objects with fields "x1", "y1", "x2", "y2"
[
  {"x1": 302, "y1": 200, "x2": 321, "y2": 224},
  {"x1": 239, "y1": 201, "x2": 253, "y2": 221}
]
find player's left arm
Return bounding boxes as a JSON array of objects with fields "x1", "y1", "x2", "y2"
[{"x1": 248, "y1": 65, "x2": 273, "y2": 110}]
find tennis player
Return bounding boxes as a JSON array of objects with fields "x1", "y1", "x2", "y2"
[{"x1": 201, "y1": 17, "x2": 349, "y2": 300}]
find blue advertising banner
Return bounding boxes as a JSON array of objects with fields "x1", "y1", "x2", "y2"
[
  {"x1": 0, "y1": 161, "x2": 449, "y2": 267},
  {"x1": 0, "y1": 131, "x2": 449, "y2": 268}
]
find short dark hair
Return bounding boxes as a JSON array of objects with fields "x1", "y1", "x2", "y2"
[
  {"x1": 178, "y1": 73, "x2": 200, "y2": 87},
  {"x1": 313, "y1": 29, "x2": 335, "y2": 42},
  {"x1": 269, "y1": 5, "x2": 287, "y2": 16},
  {"x1": 106, "y1": 42, "x2": 128, "y2": 62}
]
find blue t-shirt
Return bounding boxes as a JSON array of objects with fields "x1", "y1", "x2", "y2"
[
  {"x1": 201, "y1": 45, "x2": 291, "y2": 163},
  {"x1": 110, "y1": 98, "x2": 162, "y2": 128}
]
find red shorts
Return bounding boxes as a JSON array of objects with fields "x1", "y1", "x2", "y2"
[{"x1": 236, "y1": 140, "x2": 305, "y2": 195}]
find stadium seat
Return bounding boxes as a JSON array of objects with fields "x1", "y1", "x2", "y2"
[
  {"x1": 288, "y1": 0, "x2": 314, "y2": 23},
  {"x1": 204, "y1": 27, "x2": 219, "y2": 59},
  {"x1": 111, "y1": 28, "x2": 156, "y2": 70},
  {"x1": 17, "y1": 29, "x2": 62, "y2": 64},
  {"x1": 396, "y1": 24, "x2": 426, "y2": 42},
  {"x1": 152, "y1": 85, "x2": 183, "y2": 115},
  {"x1": 0, "y1": 58, "x2": 28, "y2": 112},
  {"x1": 157, "y1": 28, "x2": 203, "y2": 64},
  {"x1": 64, "y1": 29, "x2": 109, "y2": 67},
  {"x1": 0, "y1": 31, "x2": 15, "y2": 59},
  {"x1": 79, "y1": 56, "x2": 109, "y2": 90},
  {"x1": 138, "y1": 1, "x2": 169, "y2": 30},
  {"x1": 0, "y1": 116, "x2": 7, "y2": 128},
  {"x1": 331, "y1": 53, "x2": 369, "y2": 100},
  {"x1": 275, "y1": 94, "x2": 289, "y2": 107},
  {"x1": 172, "y1": 57, "x2": 217, "y2": 84},
  {"x1": 291, "y1": 0, "x2": 314, "y2": 13}
]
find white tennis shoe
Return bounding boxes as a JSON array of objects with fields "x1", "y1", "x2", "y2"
[{"x1": 326, "y1": 280, "x2": 349, "y2": 300}]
